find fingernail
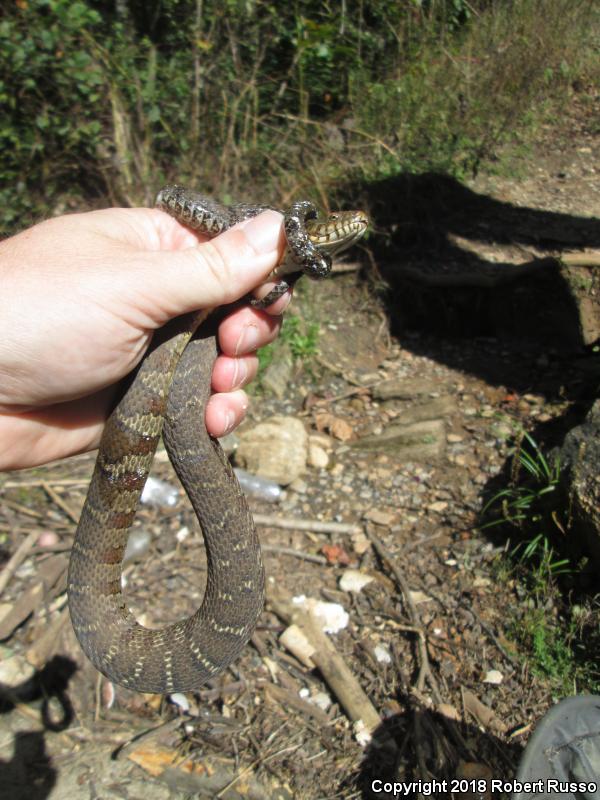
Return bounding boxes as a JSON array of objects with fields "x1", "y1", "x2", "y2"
[
  {"x1": 235, "y1": 323, "x2": 260, "y2": 355},
  {"x1": 231, "y1": 358, "x2": 249, "y2": 387},
  {"x1": 238, "y1": 210, "x2": 282, "y2": 253},
  {"x1": 222, "y1": 408, "x2": 236, "y2": 435}
]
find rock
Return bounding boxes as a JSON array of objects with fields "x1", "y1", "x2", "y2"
[
  {"x1": 0, "y1": 653, "x2": 36, "y2": 689},
  {"x1": 558, "y1": 399, "x2": 600, "y2": 567},
  {"x1": 352, "y1": 419, "x2": 446, "y2": 462},
  {"x1": 428, "y1": 500, "x2": 448, "y2": 513},
  {"x1": 482, "y1": 669, "x2": 503, "y2": 684},
  {"x1": 339, "y1": 570, "x2": 374, "y2": 593},
  {"x1": 391, "y1": 396, "x2": 457, "y2": 425},
  {"x1": 235, "y1": 416, "x2": 308, "y2": 485},
  {"x1": 363, "y1": 508, "x2": 397, "y2": 526},
  {"x1": 372, "y1": 377, "x2": 446, "y2": 400},
  {"x1": 308, "y1": 443, "x2": 329, "y2": 469}
]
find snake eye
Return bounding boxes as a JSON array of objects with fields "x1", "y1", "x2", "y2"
[{"x1": 330, "y1": 213, "x2": 339, "y2": 220}]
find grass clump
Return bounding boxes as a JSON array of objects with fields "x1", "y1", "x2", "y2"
[
  {"x1": 256, "y1": 312, "x2": 321, "y2": 390},
  {"x1": 514, "y1": 604, "x2": 600, "y2": 695},
  {"x1": 482, "y1": 428, "x2": 571, "y2": 587},
  {"x1": 484, "y1": 425, "x2": 600, "y2": 694}
]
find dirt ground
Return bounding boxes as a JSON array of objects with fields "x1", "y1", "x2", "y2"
[{"x1": 0, "y1": 88, "x2": 599, "y2": 799}]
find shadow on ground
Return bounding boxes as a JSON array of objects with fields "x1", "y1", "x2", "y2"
[
  {"x1": 0, "y1": 656, "x2": 78, "y2": 800},
  {"x1": 355, "y1": 172, "x2": 600, "y2": 396},
  {"x1": 349, "y1": 704, "x2": 523, "y2": 799}
]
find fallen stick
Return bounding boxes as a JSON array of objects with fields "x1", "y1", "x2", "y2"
[
  {"x1": 262, "y1": 545, "x2": 327, "y2": 565},
  {"x1": 0, "y1": 529, "x2": 40, "y2": 596},
  {"x1": 2, "y1": 479, "x2": 89, "y2": 489},
  {"x1": 269, "y1": 591, "x2": 380, "y2": 733},
  {"x1": 41, "y1": 481, "x2": 80, "y2": 525},
  {"x1": 254, "y1": 513, "x2": 362, "y2": 536}
]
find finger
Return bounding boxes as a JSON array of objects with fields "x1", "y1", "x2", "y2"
[
  {"x1": 205, "y1": 389, "x2": 249, "y2": 437},
  {"x1": 218, "y1": 305, "x2": 283, "y2": 357},
  {"x1": 211, "y1": 354, "x2": 259, "y2": 393}
]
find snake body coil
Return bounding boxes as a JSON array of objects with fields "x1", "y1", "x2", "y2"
[{"x1": 68, "y1": 188, "x2": 368, "y2": 693}]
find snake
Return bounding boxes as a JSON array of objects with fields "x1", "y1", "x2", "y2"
[{"x1": 67, "y1": 186, "x2": 369, "y2": 693}]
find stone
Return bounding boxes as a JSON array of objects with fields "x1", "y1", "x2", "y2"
[
  {"x1": 235, "y1": 416, "x2": 308, "y2": 485},
  {"x1": 352, "y1": 419, "x2": 446, "y2": 462},
  {"x1": 372, "y1": 377, "x2": 444, "y2": 400},
  {"x1": 558, "y1": 399, "x2": 600, "y2": 568},
  {"x1": 308, "y1": 443, "x2": 329, "y2": 469}
]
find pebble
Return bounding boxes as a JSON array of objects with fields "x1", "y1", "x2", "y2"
[
  {"x1": 482, "y1": 669, "x2": 503, "y2": 685},
  {"x1": 428, "y1": 500, "x2": 448, "y2": 513}
]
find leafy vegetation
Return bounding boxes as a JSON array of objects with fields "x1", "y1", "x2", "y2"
[
  {"x1": 514, "y1": 604, "x2": 600, "y2": 695},
  {"x1": 482, "y1": 427, "x2": 571, "y2": 587},
  {"x1": 256, "y1": 312, "x2": 320, "y2": 383},
  {"x1": 1, "y1": 0, "x2": 598, "y2": 234},
  {"x1": 484, "y1": 427, "x2": 600, "y2": 694}
]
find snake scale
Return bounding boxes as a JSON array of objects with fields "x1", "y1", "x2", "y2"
[{"x1": 67, "y1": 187, "x2": 368, "y2": 693}]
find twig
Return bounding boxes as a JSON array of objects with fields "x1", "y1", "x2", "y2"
[
  {"x1": 312, "y1": 383, "x2": 379, "y2": 407},
  {"x1": 253, "y1": 514, "x2": 362, "y2": 536},
  {"x1": 366, "y1": 525, "x2": 441, "y2": 702},
  {"x1": 0, "y1": 530, "x2": 40, "y2": 596},
  {"x1": 1, "y1": 499, "x2": 44, "y2": 519},
  {"x1": 41, "y1": 481, "x2": 80, "y2": 525},
  {"x1": 399, "y1": 531, "x2": 445, "y2": 554},
  {"x1": 457, "y1": 600, "x2": 519, "y2": 667},
  {"x1": 263, "y1": 682, "x2": 330, "y2": 725},
  {"x1": 114, "y1": 717, "x2": 185, "y2": 758},
  {"x1": 262, "y1": 545, "x2": 327, "y2": 565},
  {"x1": 2, "y1": 479, "x2": 88, "y2": 489},
  {"x1": 268, "y1": 591, "x2": 381, "y2": 732}
]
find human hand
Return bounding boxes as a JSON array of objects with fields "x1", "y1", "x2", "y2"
[{"x1": 0, "y1": 205, "x2": 287, "y2": 470}]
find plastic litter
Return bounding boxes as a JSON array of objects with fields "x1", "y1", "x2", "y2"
[
  {"x1": 234, "y1": 468, "x2": 282, "y2": 503},
  {"x1": 140, "y1": 476, "x2": 179, "y2": 507}
]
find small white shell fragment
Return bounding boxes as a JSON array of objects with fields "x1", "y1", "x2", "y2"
[
  {"x1": 339, "y1": 569, "x2": 374, "y2": 594},
  {"x1": 353, "y1": 719, "x2": 372, "y2": 747},
  {"x1": 308, "y1": 599, "x2": 349, "y2": 634},
  {"x1": 176, "y1": 526, "x2": 190, "y2": 542},
  {"x1": 298, "y1": 687, "x2": 310, "y2": 699},
  {"x1": 483, "y1": 669, "x2": 503, "y2": 685},
  {"x1": 292, "y1": 596, "x2": 349, "y2": 634},
  {"x1": 292, "y1": 594, "x2": 307, "y2": 606},
  {"x1": 169, "y1": 693, "x2": 190, "y2": 712},
  {"x1": 374, "y1": 645, "x2": 392, "y2": 664}
]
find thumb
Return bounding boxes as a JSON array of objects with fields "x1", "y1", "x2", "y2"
[{"x1": 144, "y1": 209, "x2": 286, "y2": 319}]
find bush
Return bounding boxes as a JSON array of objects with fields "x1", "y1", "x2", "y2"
[{"x1": 0, "y1": 0, "x2": 598, "y2": 234}]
